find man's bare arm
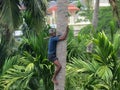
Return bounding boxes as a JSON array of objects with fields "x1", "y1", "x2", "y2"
[{"x1": 59, "y1": 26, "x2": 69, "y2": 41}]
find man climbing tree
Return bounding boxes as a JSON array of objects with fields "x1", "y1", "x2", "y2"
[
  {"x1": 47, "y1": 0, "x2": 68, "y2": 89},
  {"x1": 48, "y1": 26, "x2": 69, "y2": 85}
]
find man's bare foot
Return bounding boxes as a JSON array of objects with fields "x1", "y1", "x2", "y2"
[{"x1": 52, "y1": 78, "x2": 58, "y2": 85}]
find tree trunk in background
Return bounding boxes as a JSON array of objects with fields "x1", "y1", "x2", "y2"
[
  {"x1": 54, "y1": 0, "x2": 68, "y2": 90},
  {"x1": 0, "y1": 24, "x2": 11, "y2": 68},
  {"x1": 117, "y1": 0, "x2": 120, "y2": 27},
  {"x1": 92, "y1": 0, "x2": 100, "y2": 30},
  {"x1": 87, "y1": 0, "x2": 99, "y2": 53},
  {"x1": 109, "y1": 0, "x2": 120, "y2": 27}
]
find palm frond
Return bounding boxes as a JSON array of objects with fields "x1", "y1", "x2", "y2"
[
  {"x1": 23, "y1": 0, "x2": 47, "y2": 31},
  {"x1": 96, "y1": 65, "x2": 113, "y2": 84},
  {"x1": 93, "y1": 31, "x2": 114, "y2": 64},
  {"x1": 113, "y1": 32, "x2": 120, "y2": 52},
  {"x1": 19, "y1": 31, "x2": 48, "y2": 62},
  {"x1": 90, "y1": 83, "x2": 109, "y2": 90},
  {"x1": 67, "y1": 58, "x2": 99, "y2": 77},
  {"x1": 2, "y1": 55, "x2": 19, "y2": 74},
  {"x1": 0, "y1": 0, "x2": 21, "y2": 30},
  {"x1": 0, "y1": 64, "x2": 34, "y2": 90}
]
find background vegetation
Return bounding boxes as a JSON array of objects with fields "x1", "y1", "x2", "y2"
[{"x1": 0, "y1": 0, "x2": 120, "y2": 90}]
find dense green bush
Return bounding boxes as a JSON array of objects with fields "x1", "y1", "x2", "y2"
[
  {"x1": 66, "y1": 6, "x2": 120, "y2": 90},
  {"x1": 0, "y1": 27, "x2": 54, "y2": 90},
  {"x1": 67, "y1": 26, "x2": 91, "y2": 62},
  {"x1": 66, "y1": 30, "x2": 120, "y2": 90}
]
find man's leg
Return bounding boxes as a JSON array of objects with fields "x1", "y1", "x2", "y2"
[{"x1": 52, "y1": 60, "x2": 62, "y2": 85}]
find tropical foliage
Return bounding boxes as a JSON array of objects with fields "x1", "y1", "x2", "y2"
[
  {"x1": 0, "y1": 0, "x2": 54, "y2": 90},
  {"x1": 0, "y1": 30, "x2": 54, "y2": 90},
  {"x1": 66, "y1": 21, "x2": 120, "y2": 90},
  {"x1": 0, "y1": 0, "x2": 120, "y2": 90},
  {"x1": 67, "y1": 26, "x2": 91, "y2": 61}
]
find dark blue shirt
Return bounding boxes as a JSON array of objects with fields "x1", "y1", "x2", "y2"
[{"x1": 48, "y1": 36, "x2": 59, "y2": 55}]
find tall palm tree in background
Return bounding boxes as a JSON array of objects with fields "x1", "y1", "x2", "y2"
[
  {"x1": 0, "y1": 0, "x2": 50, "y2": 90},
  {"x1": 0, "y1": 0, "x2": 47, "y2": 45},
  {"x1": 55, "y1": 0, "x2": 68, "y2": 90},
  {"x1": 0, "y1": 0, "x2": 21, "y2": 68},
  {"x1": 0, "y1": 0, "x2": 47, "y2": 68},
  {"x1": 22, "y1": 0, "x2": 47, "y2": 32},
  {"x1": 0, "y1": 0, "x2": 20, "y2": 32}
]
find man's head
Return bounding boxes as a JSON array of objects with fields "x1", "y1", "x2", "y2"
[{"x1": 49, "y1": 28, "x2": 56, "y2": 36}]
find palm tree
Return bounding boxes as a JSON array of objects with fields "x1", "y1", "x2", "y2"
[
  {"x1": 0, "y1": 0, "x2": 21, "y2": 67},
  {"x1": 23, "y1": 0, "x2": 47, "y2": 33},
  {"x1": 54, "y1": 0, "x2": 68, "y2": 90},
  {"x1": 0, "y1": 0, "x2": 47, "y2": 70},
  {"x1": 0, "y1": 0, "x2": 20, "y2": 30},
  {"x1": 0, "y1": 0, "x2": 49, "y2": 89},
  {"x1": 0, "y1": 0, "x2": 47, "y2": 46}
]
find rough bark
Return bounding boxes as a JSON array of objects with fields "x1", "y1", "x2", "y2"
[
  {"x1": 92, "y1": 0, "x2": 100, "y2": 30},
  {"x1": 54, "y1": 0, "x2": 68, "y2": 90}
]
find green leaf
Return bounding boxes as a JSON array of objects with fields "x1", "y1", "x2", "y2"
[
  {"x1": 25, "y1": 63, "x2": 34, "y2": 72},
  {"x1": 96, "y1": 65, "x2": 113, "y2": 83},
  {"x1": 0, "y1": 0, "x2": 20, "y2": 30}
]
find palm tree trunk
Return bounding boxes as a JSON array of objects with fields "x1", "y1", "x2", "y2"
[
  {"x1": 54, "y1": 0, "x2": 68, "y2": 90},
  {"x1": 92, "y1": 0, "x2": 100, "y2": 30},
  {"x1": 87, "y1": 0, "x2": 99, "y2": 53}
]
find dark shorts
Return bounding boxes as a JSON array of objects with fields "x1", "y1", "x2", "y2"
[{"x1": 48, "y1": 54, "x2": 58, "y2": 62}]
